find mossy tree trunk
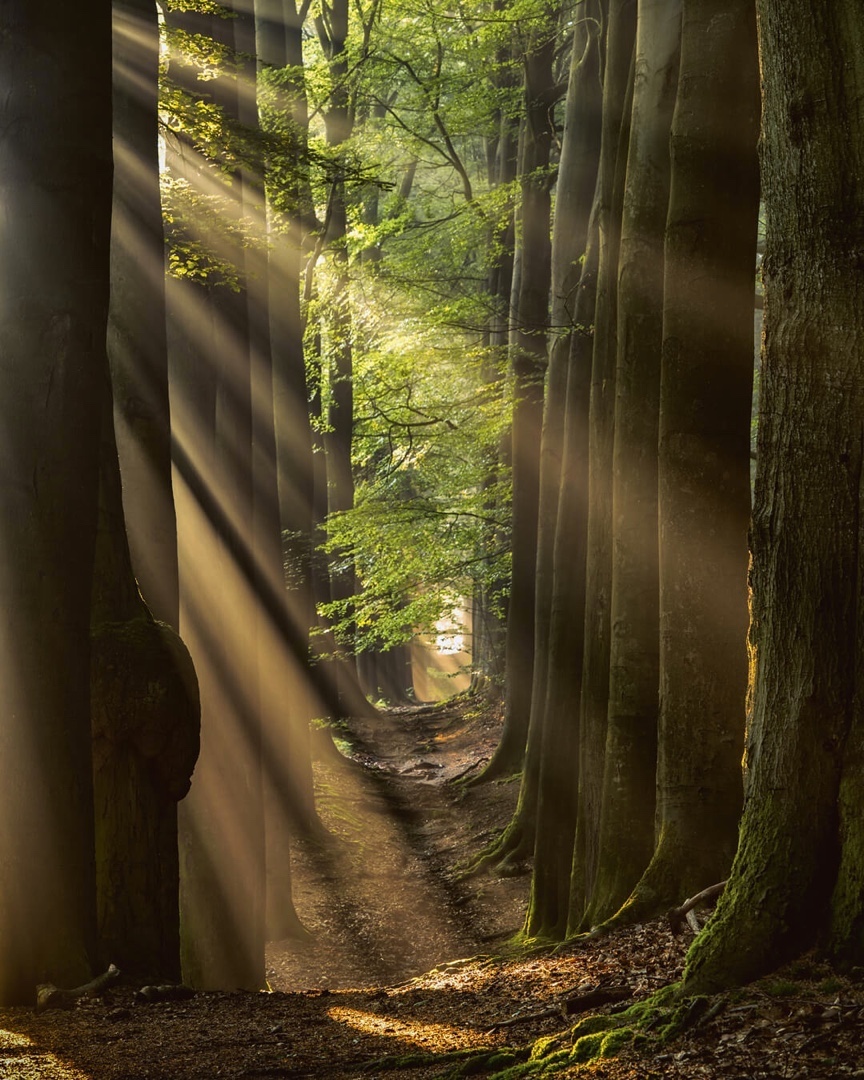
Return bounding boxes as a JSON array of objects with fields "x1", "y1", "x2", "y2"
[
  {"x1": 683, "y1": 0, "x2": 864, "y2": 993},
  {"x1": 0, "y1": 0, "x2": 110, "y2": 1005},
  {"x1": 584, "y1": 0, "x2": 681, "y2": 929}
]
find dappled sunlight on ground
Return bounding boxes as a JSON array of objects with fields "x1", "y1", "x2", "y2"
[
  {"x1": 0, "y1": 1027, "x2": 90, "y2": 1079},
  {"x1": 327, "y1": 1002, "x2": 489, "y2": 1050}
]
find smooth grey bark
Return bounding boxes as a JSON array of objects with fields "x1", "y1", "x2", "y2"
[
  {"x1": 0, "y1": 0, "x2": 111, "y2": 1004},
  {"x1": 91, "y1": 374, "x2": 200, "y2": 979},
  {"x1": 255, "y1": 0, "x2": 320, "y2": 941},
  {"x1": 481, "y1": 9, "x2": 559, "y2": 781},
  {"x1": 173, "y1": 5, "x2": 266, "y2": 991}
]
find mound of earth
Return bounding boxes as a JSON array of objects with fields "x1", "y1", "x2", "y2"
[{"x1": 2, "y1": 694, "x2": 863, "y2": 1079}]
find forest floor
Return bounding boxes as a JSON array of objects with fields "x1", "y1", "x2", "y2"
[{"x1": 2, "y1": 692, "x2": 864, "y2": 1079}]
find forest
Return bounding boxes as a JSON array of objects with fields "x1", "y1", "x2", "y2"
[{"x1": 1, "y1": 0, "x2": 863, "y2": 1076}]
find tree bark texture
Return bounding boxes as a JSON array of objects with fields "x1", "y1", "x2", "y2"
[
  {"x1": 569, "y1": 0, "x2": 637, "y2": 931},
  {"x1": 0, "y1": 0, "x2": 111, "y2": 1004},
  {"x1": 523, "y1": 3, "x2": 605, "y2": 940},
  {"x1": 173, "y1": 6, "x2": 266, "y2": 990},
  {"x1": 489, "y1": 13, "x2": 558, "y2": 778},
  {"x1": 91, "y1": 369, "x2": 200, "y2": 979},
  {"x1": 585, "y1": 0, "x2": 681, "y2": 929},
  {"x1": 683, "y1": 0, "x2": 864, "y2": 992},
  {"x1": 630, "y1": 0, "x2": 758, "y2": 918}
]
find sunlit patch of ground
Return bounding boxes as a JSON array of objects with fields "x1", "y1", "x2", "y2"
[
  {"x1": 327, "y1": 1002, "x2": 490, "y2": 1050},
  {"x1": 0, "y1": 1028, "x2": 90, "y2": 1079}
]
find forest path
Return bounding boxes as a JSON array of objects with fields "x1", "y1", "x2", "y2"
[{"x1": 266, "y1": 694, "x2": 526, "y2": 990}]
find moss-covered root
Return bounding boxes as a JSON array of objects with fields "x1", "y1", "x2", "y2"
[{"x1": 479, "y1": 985, "x2": 725, "y2": 1078}]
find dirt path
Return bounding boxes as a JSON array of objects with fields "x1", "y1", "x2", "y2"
[{"x1": 267, "y1": 697, "x2": 526, "y2": 991}]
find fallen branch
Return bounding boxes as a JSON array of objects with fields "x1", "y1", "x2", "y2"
[
  {"x1": 36, "y1": 963, "x2": 121, "y2": 1012},
  {"x1": 485, "y1": 984, "x2": 632, "y2": 1033},
  {"x1": 668, "y1": 881, "x2": 727, "y2": 934}
]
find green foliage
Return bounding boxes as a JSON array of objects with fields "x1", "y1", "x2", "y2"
[
  {"x1": 163, "y1": 0, "x2": 233, "y2": 14},
  {"x1": 161, "y1": 177, "x2": 257, "y2": 288},
  {"x1": 315, "y1": 300, "x2": 511, "y2": 652}
]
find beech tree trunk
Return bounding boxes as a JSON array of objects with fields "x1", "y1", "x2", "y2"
[
  {"x1": 523, "y1": 3, "x2": 604, "y2": 939},
  {"x1": 568, "y1": 0, "x2": 636, "y2": 930},
  {"x1": 110, "y1": 0, "x2": 179, "y2": 630},
  {"x1": 683, "y1": 0, "x2": 864, "y2": 993},
  {"x1": 585, "y1": 0, "x2": 681, "y2": 928},
  {"x1": 174, "y1": 6, "x2": 266, "y2": 990},
  {"x1": 0, "y1": 0, "x2": 111, "y2": 1004},
  {"x1": 481, "y1": 10, "x2": 558, "y2": 780},
  {"x1": 91, "y1": 376, "x2": 200, "y2": 979},
  {"x1": 255, "y1": 0, "x2": 320, "y2": 942},
  {"x1": 628, "y1": 0, "x2": 758, "y2": 918}
]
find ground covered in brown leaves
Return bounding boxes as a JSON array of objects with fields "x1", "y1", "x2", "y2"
[{"x1": 2, "y1": 695, "x2": 864, "y2": 1079}]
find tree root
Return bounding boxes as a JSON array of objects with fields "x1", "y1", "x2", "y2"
[
  {"x1": 457, "y1": 815, "x2": 534, "y2": 879},
  {"x1": 667, "y1": 881, "x2": 726, "y2": 934}
]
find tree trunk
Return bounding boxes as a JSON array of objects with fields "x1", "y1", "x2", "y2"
[
  {"x1": 110, "y1": 0, "x2": 179, "y2": 630},
  {"x1": 627, "y1": 0, "x2": 758, "y2": 918},
  {"x1": 568, "y1": 0, "x2": 636, "y2": 931},
  {"x1": 522, "y1": 2, "x2": 604, "y2": 940},
  {"x1": 481, "y1": 11, "x2": 558, "y2": 780},
  {"x1": 683, "y1": 0, "x2": 864, "y2": 993},
  {"x1": 255, "y1": 0, "x2": 320, "y2": 941},
  {"x1": 315, "y1": 0, "x2": 377, "y2": 721},
  {"x1": 173, "y1": 6, "x2": 266, "y2": 990},
  {"x1": 91, "y1": 376, "x2": 200, "y2": 980},
  {"x1": 0, "y1": 0, "x2": 111, "y2": 1004},
  {"x1": 584, "y1": 0, "x2": 681, "y2": 928}
]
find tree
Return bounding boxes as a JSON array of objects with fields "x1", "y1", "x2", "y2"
[
  {"x1": 583, "y1": 0, "x2": 681, "y2": 928},
  {"x1": 165, "y1": 1, "x2": 268, "y2": 990},
  {"x1": 627, "y1": 0, "x2": 758, "y2": 919},
  {"x1": 523, "y1": 0, "x2": 605, "y2": 936},
  {"x1": 91, "y1": 371, "x2": 200, "y2": 979},
  {"x1": 110, "y1": 0, "x2": 180, "y2": 630},
  {"x1": 568, "y1": 0, "x2": 636, "y2": 928},
  {"x1": 683, "y1": 0, "x2": 864, "y2": 993},
  {"x1": 0, "y1": 0, "x2": 111, "y2": 1004},
  {"x1": 474, "y1": 0, "x2": 563, "y2": 780},
  {"x1": 474, "y1": 0, "x2": 604, "y2": 886}
]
